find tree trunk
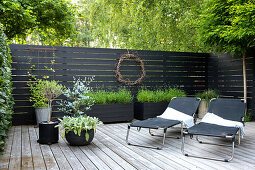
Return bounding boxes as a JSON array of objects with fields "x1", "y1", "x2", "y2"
[
  {"x1": 48, "y1": 100, "x2": 52, "y2": 123},
  {"x1": 243, "y1": 52, "x2": 247, "y2": 116}
]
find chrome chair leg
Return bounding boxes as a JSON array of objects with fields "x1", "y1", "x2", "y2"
[
  {"x1": 182, "y1": 133, "x2": 236, "y2": 162},
  {"x1": 127, "y1": 125, "x2": 167, "y2": 150}
]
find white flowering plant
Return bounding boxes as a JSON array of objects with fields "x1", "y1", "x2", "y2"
[{"x1": 58, "y1": 77, "x2": 94, "y2": 117}]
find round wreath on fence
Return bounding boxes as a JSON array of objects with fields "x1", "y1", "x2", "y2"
[{"x1": 115, "y1": 54, "x2": 146, "y2": 85}]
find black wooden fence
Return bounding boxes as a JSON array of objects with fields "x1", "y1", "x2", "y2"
[
  {"x1": 208, "y1": 48, "x2": 255, "y2": 118},
  {"x1": 9, "y1": 44, "x2": 254, "y2": 125}
]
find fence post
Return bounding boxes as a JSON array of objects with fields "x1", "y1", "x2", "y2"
[
  {"x1": 205, "y1": 53, "x2": 209, "y2": 91},
  {"x1": 163, "y1": 52, "x2": 167, "y2": 86},
  {"x1": 252, "y1": 53, "x2": 255, "y2": 120},
  {"x1": 207, "y1": 53, "x2": 219, "y2": 91}
]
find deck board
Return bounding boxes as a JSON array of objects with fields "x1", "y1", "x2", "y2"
[
  {"x1": 57, "y1": 134, "x2": 85, "y2": 169},
  {"x1": 21, "y1": 126, "x2": 33, "y2": 170},
  {"x1": 9, "y1": 126, "x2": 21, "y2": 170},
  {"x1": 28, "y1": 126, "x2": 46, "y2": 170},
  {"x1": 114, "y1": 124, "x2": 218, "y2": 170},
  {"x1": 1, "y1": 122, "x2": 255, "y2": 170},
  {"x1": 49, "y1": 143, "x2": 72, "y2": 170},
  {"x1": 0, "y1": 126, "x2": 14, "y2": 170}
]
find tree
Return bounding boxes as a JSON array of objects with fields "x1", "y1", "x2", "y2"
[
  {"x1": 81, "y1": 0, "x2": 206, "y2": 52},
  {"x1": 0, "y1": 0, "x2": 76, "y2": 44},
  {"x1": 199, "y1": 0, "x2": 255, "y2": 104}
]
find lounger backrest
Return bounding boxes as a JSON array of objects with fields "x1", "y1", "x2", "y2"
[
  {"x1": 208, "y1": 98, "x2": 245, "y2": 122},
  {"x1": 168, "y1": 97, "x2": 201, "y2": 116}
]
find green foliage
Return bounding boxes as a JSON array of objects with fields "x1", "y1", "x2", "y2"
[
  {"x1": 199, "y1": 0, "x2": 255, "y2": 56},
  {"x1": 56, "y1": 115, "x2": 103, "y2": 141},
  {"x1": 28, "y1": 80, "x2": 48, "y2": 108},
  {"x1": 0, "y1": 0, "x2": 76, "y2": 45},
  {"x1": 42, "y1": 80, "x2": 64, "y2": 105},
  {"x1": 137, "y1": 88, "x2": 186, "y2": 103},
  {"x1": 91, "y1": 88, "x2": 133, "y2": 104},
  {"x1": 245, "y1": 112, "x2": 252, "y2": 122},
  {"x1": 59, "y1": 77, "x2": 94, "y2": 117},
  {"x1": 0, "y1": 29, "x2": 14, "y2": 153},
  {"x1": 78, "y1": 0, "x2": 206, "y2": 52},
  {"x1": 195, "y1": 89, "x2": 220, "y2": 105},
  {"x1": 29, "y1": 80, "x2": 64, "y2": 108}
]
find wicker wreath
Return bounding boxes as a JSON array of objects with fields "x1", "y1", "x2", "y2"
[{"x1": 115, "y1": 54, "x2": 146, "y2": 85}]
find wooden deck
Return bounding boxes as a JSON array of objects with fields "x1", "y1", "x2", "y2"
[{"x1": 1, "y1": 122, "x2": 255, "y2": 170}]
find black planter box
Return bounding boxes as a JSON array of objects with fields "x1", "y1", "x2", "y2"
[
  {"x1": 134, "y1": 102, "x2": 169, "y2": 120},
  {"x1": 86, "y1": 103, "x2": 134, "y2": 123}
]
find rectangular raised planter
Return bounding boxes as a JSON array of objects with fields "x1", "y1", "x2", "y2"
[
  {"x1": 134, "y1": 102, "x2": 169, "y2": 120},
  {"x1": 86, "y1": 103, "x2": 134, "y2": 123}
]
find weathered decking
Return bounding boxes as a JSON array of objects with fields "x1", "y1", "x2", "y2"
[{"x1": 1, "y1": 122, "x2": 255, "y2": 170}]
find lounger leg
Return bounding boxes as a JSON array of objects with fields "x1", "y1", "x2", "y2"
[
  {"x1": 225, "y1": 137, "x2": 235, "y2": 162},
  {"x1": 126, "y1": 125, "x2": 131, "y2": 145},
  {"x1": 180, "y1": 123, "x2": 183, "y2": 138},
  {"x1": 162, "y1": 128, "x2": 167, "y2": 146},
  {"x1": 181, "y1": 132, "x2": 186, "y2": 156},
  {"x1": 238, "y1": 129, "x2": 241, "y2": 146},
  {"x1": 183, "y1": 135, "x2": 236, "y2": 162},
  {"x1": 126, "y1": 126, "x2": 166, "y2": 150}
]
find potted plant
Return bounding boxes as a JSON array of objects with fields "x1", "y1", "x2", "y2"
[
  {"x1": 195, "y1": 89, "x2": 220, "y2": 118},
  {"x1": 29, "y1": 80, "x2": 49, "y2": 126},
  {"x1": 56, "y1": 116, "x2": 102, "y2": 146},
  {"x1": 58, "y1": 77, "x2": 95, "y2": 117},
  {"x1": 37, "y1": 80, "x2": 64, "y2": 145},
  {"x1": 87, "y1": 88, "x2": 134, "y2": 123},
  {"x1": 134, "y1": 88, "x2": 186, "y2": 120},
  {"x1": 58, "y1": 77, "x2": 102, "y2": 145}
]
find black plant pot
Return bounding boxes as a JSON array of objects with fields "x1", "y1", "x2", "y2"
[
  {"x1": 37, "y1": 121, "x2": 59, "y2": 145},
  {"x1": 86, "y1": 104, "x2": 134, "y2": 123},
  {"x1": 65, "y1": 129, "x2": 94, "y2": 146}
]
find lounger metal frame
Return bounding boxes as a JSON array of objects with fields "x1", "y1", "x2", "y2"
[
  {"x1": 195, "y1": 129, "x2": 241, "y2": 146},
  {"x1": 126, "y1": 122, "x2": 184, "y2": 150},
  {"x1": 181, "y1": 98, "x2": 245, "y2": 162},
  {"x1": 126, "y1": 97, "x2": 201, "y2": 150},
  {"x1": 181, "y1": 130, "x2": 238, "y2": 162}
]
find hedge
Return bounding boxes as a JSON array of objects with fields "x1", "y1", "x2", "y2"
[{"x1": 0, "y1": 28, "x2": 14, "y2": 153}]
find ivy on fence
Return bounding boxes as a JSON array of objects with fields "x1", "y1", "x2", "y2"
[{"x1": 0, "y1": 29, "x2": 14, "y2": 153}]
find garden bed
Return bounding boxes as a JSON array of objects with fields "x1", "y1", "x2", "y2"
[{"x1": 86, "y1": 104, "x2": 134, "y2": 123}]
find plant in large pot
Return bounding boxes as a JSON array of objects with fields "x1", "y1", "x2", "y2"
[
  {"x1": 36, "y1": 80, "x2": 64, "y2": 145},
  {"x1": 29, "y1": 80, "x2": 49, "y2": 126},
  {"x1": 87, "y1": 88, "x2": 133, "y2": 123},
  {"x1": 135, "y1": 87, "x2": 186, "y2": 119},
  {"x1": 57, "y1": 116, "x2": 102, "y2": 146},
  {"x1": 195, "y1": 89, "x2": 220, "y2": 118},
  {"x1": 58, "y1": 77, "x2": 103, "y2": 145}
]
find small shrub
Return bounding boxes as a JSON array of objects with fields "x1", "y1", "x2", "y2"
[
  {"x1": 58, "y1": 77, "x2": 94, "y2": 117},
  {"x1": 195, "y1": 89, "x2": 220, "y2": 105},
  {"x1": 245, "y1": 110, "x2": 252, "y2": 122},
  {"x1": 28, "y1": 80, "x2": 48, "y2": 108},
  {"x1": 137, "y1": 87, "x2": 186, "y2": 103}
]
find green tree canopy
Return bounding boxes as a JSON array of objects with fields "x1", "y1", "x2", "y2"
[
  {"x1": 199, "y1": 0, "x2": 255, "y2": 55},
  {"x1": 199, "y1": 0, "x2": 255, "y2": 103},
  {"x1": 80, "y1": 0, "x2": 206, "y2": 52},
  {"x1": 0, "y1": 0, "x2": 76, "y2": 44}
]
